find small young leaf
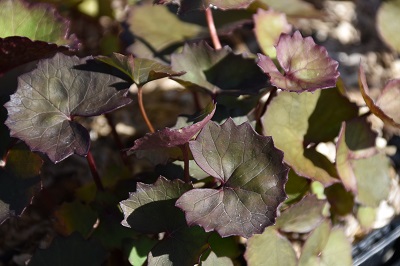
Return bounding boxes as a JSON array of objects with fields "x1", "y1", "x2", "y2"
[
  {"x1": 359, "y1": 65, "x2": 400, "y2": 128},
  {"x1": 257, "y1": 31, "x2": 339, "y2": 92},
  {"x1": 97, "y1": 53, "x2": 185, "y2": 86},
  {"x1": 171, "y1": 42, "x2": 269, "y2": 95},
  {"x1": 4, "y1": 53, "x2": 132, "y2": 163},
  {"x1": 28, "y1": 233, "x2": 107, "y2": 266},
  {"x1": 176, "y1": 118, "x2": 289, "y2": 238}
]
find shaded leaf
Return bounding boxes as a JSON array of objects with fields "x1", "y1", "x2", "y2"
[
  {"x1": 207, "y1": 233, "x2": 241, "y2": 259},
  {"x1": 176, "y1": 118, "x2": 289, "y2": 238},
  {"x1": 155, "y1": 0, "x2": 254, "y2": 13},
  {"x1": 253, "y1": 9, "x2": 292, "y2": 58},
  {"x1": 5, "y1": 143, "x2": 43, "y2": 178},
  {"x1": 120, "y1": 176, "x2": 192, "y2": 233},
  {"x1": 28, "y1": 233, "x2": 107, "y2": 266},
  {"x1": 377, "y1": 0, "x2": 400, "y2": 53},
  {"x1": 245, "y1": 226, "x2": 297, "y2": 266},
  {"x1": 4, "y1": 53, "x2": 132, "y2": 163},
  {"x1": 257, "y1": 31, "x2": 339, "y2": 92},
  {"x1": 171, "y1": 41, "x2": 269, "y2": 95},
  {"x1": 276, "y1": 195, "x2": 326, "y2": 233},
  {"x1": 359, "y1": 65, "x2": 400, "y2": 128},
  {"x1": 96, "y1": 53, "x2": 185, "y2": 86},
  {"x1": 0, "y1": 0, "x2": 76, "y2": 46},
  {"x1": 325, "y1": 183, "x2": 354, "y2": 216},
  {"x1": 284, "y1": 169, "x2": 310, "y2": 205},
  {"x1": 0, "y1": 200, "x2": 10, "y2": 224}
]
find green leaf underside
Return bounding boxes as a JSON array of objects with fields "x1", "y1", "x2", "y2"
[
  {"x1": 276, "y1": 195, "x2": 326, "y2": 233},
  {"x1": 171, "y1": 41, "x2": 269, "y2": 95},
  {"x1": 96, "y1": 53, "x2": 185, "y2": 86},
  {"x1": 359, "y1": 65, "x2": 400, "y2": 128},
  {"x1": 245, "y1": 226, "x2": 297, "y2": 266},
  {"x1": 262, "y1": 88, "x2": 358, "y2": 186},
  {"x1": 257, "y1": 31, "x2": 339, "y2": 92},
  {"x1": 177, "y1": 118, "x2": 288, "y2": 238},
  {"x1": 0, "y1": 0, "x2": 74, "y2": 45},
  {"x1": 4, "y1": 53, "x2": 131, "y2": 163},
  {"x1": 28, "y1": 233, "x2": 107, "y2": 266}
]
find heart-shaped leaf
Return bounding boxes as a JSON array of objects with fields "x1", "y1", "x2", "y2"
[
  {"x1": 377, "y1": 0, "x2": 400, "y2": 53},
  {"x1": 253, "y1": 9, "x2": 292, "y2": 58},
  {"x1": 97, "y1": 53, "x2": 185, "y2": 86},
  {"x1": 176, "y1": 118, "x2": 289, "y2": 238},
  {"x1": 245, "y1": 226, "x2": 297, "y2": 266},
  {"x1": 0, "y1": 0, "x2": 76, "y2": 46},
  {"x1": 155, "y1": 0, "x2": 254, "y2": 13},
  {"x1": 359, "y1": 65, "x2": 400, "y2": 128},
  {"x1": 171, "y1": 42, "x2": 269, "y2": 95},
  {"x1": 4, "y1": 53, "x2": 132, "y2": 163},
  {"x1": 257, "y1": 31, "x2": 339, "y2": 92}
]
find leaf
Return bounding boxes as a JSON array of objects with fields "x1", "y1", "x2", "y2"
[
  {"x1": 176, "y1": 118, "x2": 289, "y2": 238},
  {"x1": 257, "y1": 31, "x2": 339, "y2": 92},
  {"x1": 201, "y1": 250, "x2": 234, "y2": 266},
  {"x1": 4, "y1": 53, "x2": 132, "y2": 163},
  {"x1": 0, "y1": 200, "x2": 10, "y2": 224},
  {"x1": 171, "y1": 41, "x2": 269, "y2": 95},
  {"x1": 257, "y1": 0, "x2": 320, "y2": 17},
  {"x1": 359, "y1": 65, "x2": 400, "y2": 128},
  {"x1": 284, "y1": 169, "x2": 310, "y2": 205},
  {"x1": 155, "y1": 0, "x2": 254, "y2": 13},
  {"x1": 262, "y1": 89, "x2": 356, "y2": 186},
  {"x1": 245, "y1": 226, "x2": 297, "y2": 266},
  {"x1": 28, "y1": 233, "x2": 107, "y2": 266},
  {"x1": 377, "y1": 0, "x2": 400, "y2": 53},
  {"x1": 298, "y1": 221, "x2": 352, "y2": 266},
  {"x1": 0, "y1": 0, "x2": 76, "y2": 46},
  {"x1": 325, "y1": 183, "x2": 354, "y2": 216},
  {"x1": 276, "y1": 195, "x2": 326, "y2": 233},
  {"x1": 127, "y1": 236, "x2": 158, "y2": 266},
  {"x1": 96, "y1": 53, "x2": 185, "y2": 86},
  {"x1": 120, "y1": 176, "x2": 192, "y2": 233},
  {"x1": 128, "y1": 4, "x2": 204, "y2": 52},
  {"x1": 253, "y1": 9, "x2": 292, "y2": 58}
]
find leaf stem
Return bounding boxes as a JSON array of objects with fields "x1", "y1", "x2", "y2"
[
  {"x1": 137, "y1": 85, "x2": 155, "y2": 133},
  {"x1": 180, "y1": 143, "x2": 191, "y2": 183},
  {"x1": 205, "y1": 7, "x2": 222, "y2": 50},
  {"x1": 86, "y1": 150, "x2": 105, "y2": 192}
]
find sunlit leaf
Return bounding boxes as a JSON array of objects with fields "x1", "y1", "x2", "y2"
[
  {"x1": 377, "y1": 0, "x2": 400, "y2": 53},
  {"x1": 257, "y1": 31, "x2": 339, "y2": 92},
  {"x1": 127, "y1": 236, "x2": 158, "y2": 266},
  {"x1": 253, "y1": 9, "x2": 292, "y2": 58},
  {"x1": 176, "y1": 118, "x2": 289, "y2": 238},
  {"x1": 201, "y1": 250, "x2": 234, "y2": 266},
  {"x1": 171, "y1": 41, "x2": 269, "y2": 95},
  {"x1": 96, "y1": 53, "x2": 185, "y2": 86},
  {"x1": 4, "y1": 53, "x2": 132, "y2": 163},
  {"x1": 245, "y1": 226, "x2": 297, "y2": 266},
  {"x1": 359, "y1": 65, "x2": 400, "y2": 128}
]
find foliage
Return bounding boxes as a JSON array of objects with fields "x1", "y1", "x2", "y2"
[{"x1": 0, "y1": 0, "x2": 399, "y2": 265}]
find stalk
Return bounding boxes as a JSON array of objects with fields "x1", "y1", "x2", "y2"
[
  {"x1": 180, "y1": 143, "x2": 191, "y2": 183},
  {"x1": 205, "y1": 7, "x2": 222, "y2": 50},
  {"x1": 86, "y1": 150, "x2": 105, "y2": 192},
  {"x1": 137, "y1": 86, "x2": 155, "y2": 133}
]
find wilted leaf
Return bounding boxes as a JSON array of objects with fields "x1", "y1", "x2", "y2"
[
  {"x1": 0, "y1": 0, "x2": 76, "y2": 46},
  {"x1": 155, "y1": 0, "x2": 253, "y2": 13},
  {"x1": 176, "y1": 118, "x2": 289, "y2": 238},
  {"x1": 4, "y1": 53, "x2": 132, "y2": 163},
  {"x1": 377, "y1": 0, "x2": 400, "y2": 53},
  {"x1": 276, "y1": 195, "x2": 326, "y2": 233},
  {"x1": 257, "y1": 31, "x2": 339, "y2": 92},
  {"x1": 171, "y1": 42, "x2": 269, "y2": 95},
  {"x1": 120, "y1": 176, "x2": 192, "y2": 233},
  {"x1": 359, "y1": 65, "x2": 400, "y2": 128},
  {"x1": 253, "y1": 9, "x2": 292, "y2": 58},
  {"x1": 97, "y1": 53, "x2": 185, "y2": 86},
  {"x1": 28, "y1": 233, "x2": 107, "y2": 266},
  {"x1": 245, "y1": 226, "x2": 297, "y2": 266}
]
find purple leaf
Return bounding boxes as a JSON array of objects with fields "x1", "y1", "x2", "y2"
[
  {"x1": 257, "y1": 31, "x2": 339, "y2": 92},
  {"x1": 4, "y1": 53, "x2": 132, "y2": 163},
  {"x1": 176, "y1": 118, "x2": 289, "y2": 238}
]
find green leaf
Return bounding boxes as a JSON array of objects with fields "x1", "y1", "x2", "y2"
[
  {"x1": 276, "y1": 195, "x2": 326, "y2": 233},
  {"x1": 325, "y1": 183, "x2": 354, "y2": 216},
  {"x1": 177, "y1": 118, "x2": 289, "y2": 238},
  {"x1": 377, "y1": 0, "x2": 400, "y2": 53},
  {"x1": 256, "y1": 0, "x2": 320, "y2": 17},
  {"x1": 0, "y1": 0, "x2": 76, "y2": 45},
  {"x1": 201, "y1": 250, "x2": 234, "y2": 266},
  {"x1": 126, "y1": 236, "x2": 158, "y2": 266},
  {"x1": 245, "y1": 226, "x2": 297, "y2": 266},
  {"x1": 284, "y1": 169, "x2": 310, "y2": 205},
  {"x1": 28, "y1": 233, "x2": 107, "y2": 266}
]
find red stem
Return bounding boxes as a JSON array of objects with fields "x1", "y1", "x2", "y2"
[
  {"x1": 205, "y1": 7, "x2": 222, "y2": 50},
  {"x1": 180, "y1": 143, "x2": 190, "y2": 183},
  {"x1": 86, "y1": 150, "x2": 105, "y2": 192},
  {"x1": 137, "y1": 86, "x2": 155, "y2": 133}
]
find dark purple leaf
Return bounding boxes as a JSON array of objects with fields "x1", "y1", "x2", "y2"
[
  {"x1": 4, "y1": 53, "x2": 132, "y2": 163},
  {"x1": 97, "y1": 53, "x2": 185, "y2": 86},
  {"x1": 171, "y1": 42, "x2": 269, "y2": 95},
  {"x1": 155, "y1": 0, "x2": 253, "y2": 13},
  {"x1": 176, "y1": 118, "x2": 289, "y2": 238},
  {"x1": 257, "y1": 31, "x2": 339, "y2": 92}
]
